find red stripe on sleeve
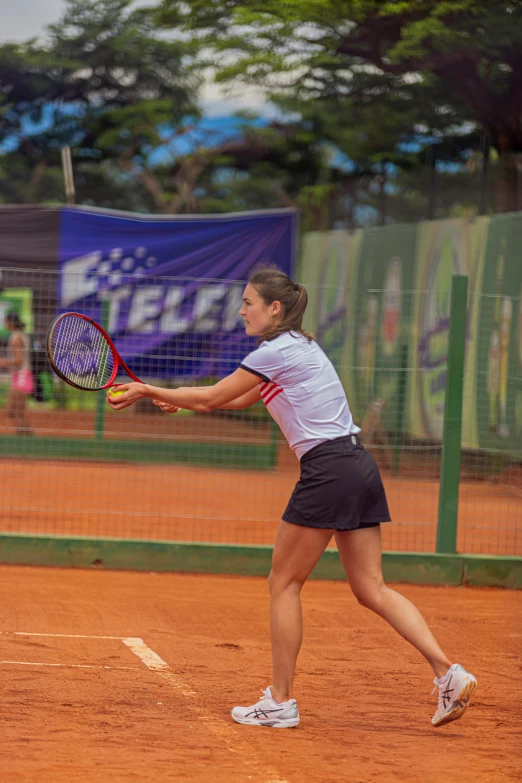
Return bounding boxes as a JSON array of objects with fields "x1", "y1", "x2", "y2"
[{"x1": 263, "y1": 387, "x2": 284, "y2": 405}]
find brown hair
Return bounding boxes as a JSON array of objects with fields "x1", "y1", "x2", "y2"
[
  {"x1": 248, "y1": 264, "x2": 314, "y2": 343},
  {"x1": 6, "y1": 312, "x2": 25, "y2": 330}
]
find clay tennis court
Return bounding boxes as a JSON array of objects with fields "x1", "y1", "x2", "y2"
[
  {"x1": 1, "y1": 409, "x2": 521, "y2": 781},
  {"x1": 1, "y1": 566, "x2": 521, "y2": 782},
  {"x1": 0, "y1": 408, "x2": 520, "y2": 555},
  {"x1": 1, "y1": 456, "x2": 521, "y2": 556}
]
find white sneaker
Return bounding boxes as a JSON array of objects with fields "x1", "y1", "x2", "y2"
[
  {"x1": 231, "y1": 686, "x2": 300, "y2": 728},
  {"x1": 431, "y1": 663, "x2": 477, "y2": 727}
]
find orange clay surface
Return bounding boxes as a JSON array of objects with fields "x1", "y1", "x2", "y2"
[
  {"x1": 0, "y1": 408, "x2": 520, "y2": 555},
  {"x1": 1, "y1": 566, "x2": 521, "y2": 783}
]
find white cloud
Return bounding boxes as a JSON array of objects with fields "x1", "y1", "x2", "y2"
[
  {"x1": 199, "y1": 80, "x2": 275, "y2": 118},
  {"x1": 0, "y1": 0, "x2": 270, "y2": 115},
  {"x1": 0, "y1": 0, "x2": 65, "y2": 41}
]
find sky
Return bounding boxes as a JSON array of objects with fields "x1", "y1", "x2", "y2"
[{"x1": 0, "y1": 0, "x2": 270, "y2": 117}]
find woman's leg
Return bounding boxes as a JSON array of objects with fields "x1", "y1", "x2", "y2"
[
  {"x1": 18, "y1": 393, "x2": 30, "y2": 433},
  {"x1": 335, "y1": 526, "x2": 451, "y2": 678},
  {"x1": 8, "y1": 389, "x2": 30, "y2": 433},
  {"x1": 6, "y1": 388, "x2": 22, "y2": 429},
  {"x1": 269, "y1": 521, "x2": 333, "y2": 703}
]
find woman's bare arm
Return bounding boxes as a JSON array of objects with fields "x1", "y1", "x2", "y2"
[
  {"x1": 218, "y1": 386, "x2": 262, "y2": 410},
  {"x1": 107, "y1": 368, "x2": 262, "y2": 412}
]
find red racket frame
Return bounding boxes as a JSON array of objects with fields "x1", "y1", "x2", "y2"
[{"x1": 46, "y1": 311, "x2": 142, "y2": 391}]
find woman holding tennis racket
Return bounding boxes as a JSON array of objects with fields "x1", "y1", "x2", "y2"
[{"x1": 105, "y1": 265, "x2": 477, "y2": 730}]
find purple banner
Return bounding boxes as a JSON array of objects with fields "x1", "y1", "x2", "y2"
[{"x1": 58, "y1": 207, "x2": 297, "y2": 378}]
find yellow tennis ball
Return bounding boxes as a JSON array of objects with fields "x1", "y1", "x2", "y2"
[{"x1": 109, "y1": 387, "x2": 125, "y2": 397}]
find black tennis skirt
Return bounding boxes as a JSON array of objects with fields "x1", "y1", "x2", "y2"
[{"x1": 282, "y1": 435, "x2": 391, "y2": 531}]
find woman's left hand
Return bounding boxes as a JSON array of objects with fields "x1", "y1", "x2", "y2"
[
  {"x1": 152, "y1": 399, "x2": 180, "y2": 414},
  {"x1": 106, "y1": 382, "x2": 147, "y2": 410}
]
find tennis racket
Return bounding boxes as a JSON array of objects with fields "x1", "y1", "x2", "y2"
[{"x1": 46, "y1": 312, "x2": 142, "y2": 391}]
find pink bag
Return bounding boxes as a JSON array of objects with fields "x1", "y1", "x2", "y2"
[{"x1": 12, "y1": 368, "x2": 34, "y2": 394}]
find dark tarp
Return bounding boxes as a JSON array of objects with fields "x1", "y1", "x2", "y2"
[
  {"x1": 0, "y1": 206, "x2": 60, "y2": 341},
  {"x1": 0, "y1": 205, "x2": 60, "y2": 270}
]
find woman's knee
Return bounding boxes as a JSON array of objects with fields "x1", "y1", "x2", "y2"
[
  {"x1": 351, "y1": 578, "x2": 387, "y2": 611},
  {"x1": 268, "y1": 568, "x2": 304, "y2": 598}
]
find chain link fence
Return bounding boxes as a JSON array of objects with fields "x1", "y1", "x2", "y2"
[{"x1": 0, "y1": 263, "x2": 519, "y2": 555}]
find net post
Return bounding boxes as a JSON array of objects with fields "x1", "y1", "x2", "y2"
[
  {"x1": 436, "y1": 275, "x2": 468, "y2": 554},
  {"x1": 94, "y1": 299, "x2": 110, "y2": 440}
]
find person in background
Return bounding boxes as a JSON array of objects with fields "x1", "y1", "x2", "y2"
[{"x1": 0, "y1": 312, "x2": 34, "y2": 435}]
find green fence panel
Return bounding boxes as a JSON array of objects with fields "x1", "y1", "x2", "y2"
[
  {"x1": 476, "y1": 214, "x2": 522, "y2": 456},
  {"x1": 351, "y1": 224, "x2": 418, "y2": 428},
  {"x1": 437, "y1": 275, "x2": 469, "y2": 554}
]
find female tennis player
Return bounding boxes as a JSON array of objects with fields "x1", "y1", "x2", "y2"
[{"x1": 107, "y1": 265, "x2": 477, "y2": 729}]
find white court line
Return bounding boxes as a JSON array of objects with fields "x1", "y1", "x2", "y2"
[
  {"x1": 0, "y1": 661, "x2": 139, "y2": 671},
  {"x1": 122, "y1": 637, "x2": 291, "y2": 783},
  {"x1": 122, "y1": 637, "x2": 169, "y2": 670},
  {"x1": 1, "y1": 631, "x2": 292, "y2": 783},
  {"x1": 0, "y1": 632, "x2": 125, "y2": 640},
  {"x1": 122, "y1": 637, "x2": 197, "y2": 697}
]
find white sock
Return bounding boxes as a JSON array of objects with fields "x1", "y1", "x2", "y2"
[{"x1": 436, "y1": 668, "x2": 451, "y2": 684}]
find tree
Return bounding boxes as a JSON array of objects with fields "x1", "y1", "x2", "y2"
[
  {"x1": 0, "y1": 154, "x2": 64, "y2": 205},
  {"x1": 181, "y1": 122, "x2": 330, "y2": 223},
  {"x1": 156, "y1": 0, "x2": 522, "y2": 211},
  {"x1": 0, "y1": 0, "x2": 323, "y2": 214},
  {"x1": 0, "y1": 0, "x2": 199, "y2": 207}
]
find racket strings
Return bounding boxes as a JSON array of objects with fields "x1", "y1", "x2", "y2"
[{"x1": 50, "y1": 316, "x2": 115, "y2": 389}]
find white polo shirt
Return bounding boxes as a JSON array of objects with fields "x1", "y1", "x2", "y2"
[{"x1": 240, "y1": 331, "x2": 360, "y2": 459}]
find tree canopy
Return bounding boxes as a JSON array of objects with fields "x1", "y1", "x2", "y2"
[
  {"x1": 1, "y1": 0, "x2": 521, "y2": 217},
  {"x1": 0, "y1": 0, "x2": 199, "y2": 208},
  {"x1": 157, "y1": 0, "x2": 522, "y2": 156},
  {"x1": 156, "y1": 0, "x2": 522, "y2": 211}
]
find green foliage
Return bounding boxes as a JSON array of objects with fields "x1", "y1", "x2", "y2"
[
  {"x1": 0, "y1": 155, "x2": 64, "y2": 205},
  {"x1": 153, "y1": 0, "x2": 522, "y2": 215},
  {"x1": 157, "y1": 0, "x2": 522, "y2": 156},
  {"x1": 0, "y1": 0, "x2": 198, "y2": 205},
  {"x1": 2, "y1": 0, "x2": 520, "y2": 217}
]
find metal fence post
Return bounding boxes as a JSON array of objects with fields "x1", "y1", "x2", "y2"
[{"x1": 436, "y1": 275, "x2": 468, "y2": 554}]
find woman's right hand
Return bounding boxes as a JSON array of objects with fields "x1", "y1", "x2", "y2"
[{"x1": 152, "y1": 399, "x2": 181, "y2": 414}]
